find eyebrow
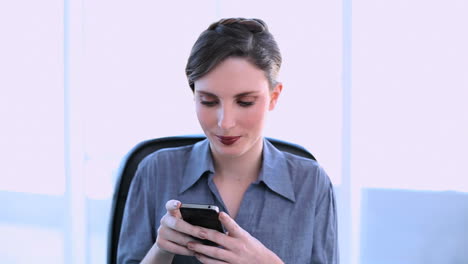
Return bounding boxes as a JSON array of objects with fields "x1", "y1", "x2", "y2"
[{"x1": 196, "y1": 91, "x2": 259, "y2": 98}]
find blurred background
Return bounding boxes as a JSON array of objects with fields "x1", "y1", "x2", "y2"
[{"x1": 1, "y1": 0, "x2": 467, "y2": 263}]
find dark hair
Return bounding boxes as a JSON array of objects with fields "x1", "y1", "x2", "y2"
[{"x1": 185, "y1": 18, "x2": 282, "y2": 91}]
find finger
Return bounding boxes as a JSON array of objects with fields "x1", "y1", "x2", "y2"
[
  {"x1": 159, "y1": 225, "x2": 198, "y2": 247},
  {"x1": 156, "y1": 238, "x2": 195, "y2": 256},
  {"x1": 165, "y1": 200, "x2": 182, "y2": 218},
  {"x1": 194, "y1": 253, "x2": 229, "y2": 264},
  {"x1": 218, "y1": 212, "x2": 245, "y2": 238},
  {"x1": 188, "y1": 242, "x2": 232, "y2": 263},
  {"x1": 196, "y1": 226, "x2": 236, "y2": 250},
  {"x1": 161, "y1": 214, "x2": 206, "y2": 240}
]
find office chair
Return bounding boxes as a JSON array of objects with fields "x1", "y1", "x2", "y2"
[{"x1": 107, "y1": 135, "x2": 316, "y2": 264}]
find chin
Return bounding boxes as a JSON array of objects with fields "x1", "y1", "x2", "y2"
[{"x1": 210, "y1": 137, "x2": 247, "y2": 157}]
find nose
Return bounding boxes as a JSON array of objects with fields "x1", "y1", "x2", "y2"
[{"x1": 217, "y1": 104, "x2": 236, "y2": 130}]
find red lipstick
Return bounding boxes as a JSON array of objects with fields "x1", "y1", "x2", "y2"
[{"x1": 216, "y1": 136, "x2": 241, "y2": 146}]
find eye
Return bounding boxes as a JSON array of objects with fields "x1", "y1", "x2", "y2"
[
  {"x1": 200, "y1": 100, "x2": 219, "y2": 107},
  {"x1": 237, "y1": 101, "x2": 254, "y2": 107}
]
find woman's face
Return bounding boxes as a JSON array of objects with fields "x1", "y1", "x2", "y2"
[{"x1": 194, "y1": 57, "x2": 282, "y2": 158}]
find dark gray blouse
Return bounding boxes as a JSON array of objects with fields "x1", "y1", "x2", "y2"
[{"x1": 117, "y1": 139, "x2": 338, "y2": 264}]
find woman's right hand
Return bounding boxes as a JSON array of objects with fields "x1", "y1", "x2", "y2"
[{"x1": 155, "y1": 199, "x2": 203, "y2": 257}]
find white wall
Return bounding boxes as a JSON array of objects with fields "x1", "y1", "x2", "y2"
[
  {"x1": 0, "y1": 0, "x2": 467, "y2": 263},
  {"x1": 353, "y1": 0, "x2": 468, "y2": 192}
]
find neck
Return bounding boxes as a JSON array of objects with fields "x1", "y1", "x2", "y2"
[{"x1": 211, "y1": 137, "x2": 264, "y2": 183}]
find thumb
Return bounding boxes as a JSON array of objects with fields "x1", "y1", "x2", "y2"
[
  {"x1": 165, "y1": 199, "x2": 182, "y2": 218},
  {"x1": 219, "y1": 212, "x2": 244, "y2": 238}
]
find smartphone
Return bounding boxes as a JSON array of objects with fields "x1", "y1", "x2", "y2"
[{"x1": 180, "y1": 203, "x2": 225, "y2": 246}]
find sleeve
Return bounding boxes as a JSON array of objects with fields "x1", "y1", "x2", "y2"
[
  {"x1": 117, "y1": 162, "x2": 156, "y2": 264},
  {"x1": 311, "y1": 171, "x2": 339, "y2": 264}
]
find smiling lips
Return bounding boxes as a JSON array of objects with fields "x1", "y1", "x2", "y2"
[{"x1": 216, "y1": 136, "x2": 241, "y2": 145}]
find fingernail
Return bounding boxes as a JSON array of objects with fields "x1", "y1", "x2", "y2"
[
  {"x1": 219, "y1": 212, "x2": 227, "y2": 220},
  {"x1": 187, "y1": 242, "x2": 194, "y2": 250},
  {"x1": 199, "y1": 231, "x2": 207, "y2": 239}
]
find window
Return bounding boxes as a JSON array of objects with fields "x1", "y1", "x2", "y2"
[{"x1": 2, "y1": 1, "x2": 466, "y2": 263}]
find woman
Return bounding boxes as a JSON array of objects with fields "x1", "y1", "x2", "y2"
[{"x1": 118, "y1": 18, "x2": 338, "y2": 264}]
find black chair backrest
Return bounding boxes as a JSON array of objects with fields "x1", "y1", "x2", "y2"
[{"x1": 107, "y1": 135, "x2": 316, "y2": 264}]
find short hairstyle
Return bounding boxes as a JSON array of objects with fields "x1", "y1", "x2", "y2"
[{"x1": 185, "y1": 18, "x2": 282, "y2": 91}]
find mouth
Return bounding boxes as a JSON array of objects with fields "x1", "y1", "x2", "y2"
[{"x1": 215, "y1": 135, "x2": 241, "y2": 146}]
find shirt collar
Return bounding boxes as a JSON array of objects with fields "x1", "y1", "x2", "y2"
[
  {"x1": 258, "y1": 139, "x2": 296, "y2": 202},
  {"x1": 180, "y1": 139, "x2": 215, "y2": 194},
  {"x1": 180, "y1": 138, "x2": 296, "y2": 202}
]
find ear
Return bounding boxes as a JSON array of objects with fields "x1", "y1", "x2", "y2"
[{"x1": 269, "y1": 82, "x2": 283, "y2": 111}]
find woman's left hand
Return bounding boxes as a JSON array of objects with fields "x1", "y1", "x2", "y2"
[{"x1": 186, "y1": 212, "x2": 284, "y2": 264}]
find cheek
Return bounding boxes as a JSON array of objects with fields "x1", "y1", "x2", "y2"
[
  {"x1": 195, "y1": 106, "x2": 215, "y2": 126},
  {"x1": 241, "y1": 104, "x2": 268, "y2": 126}
]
